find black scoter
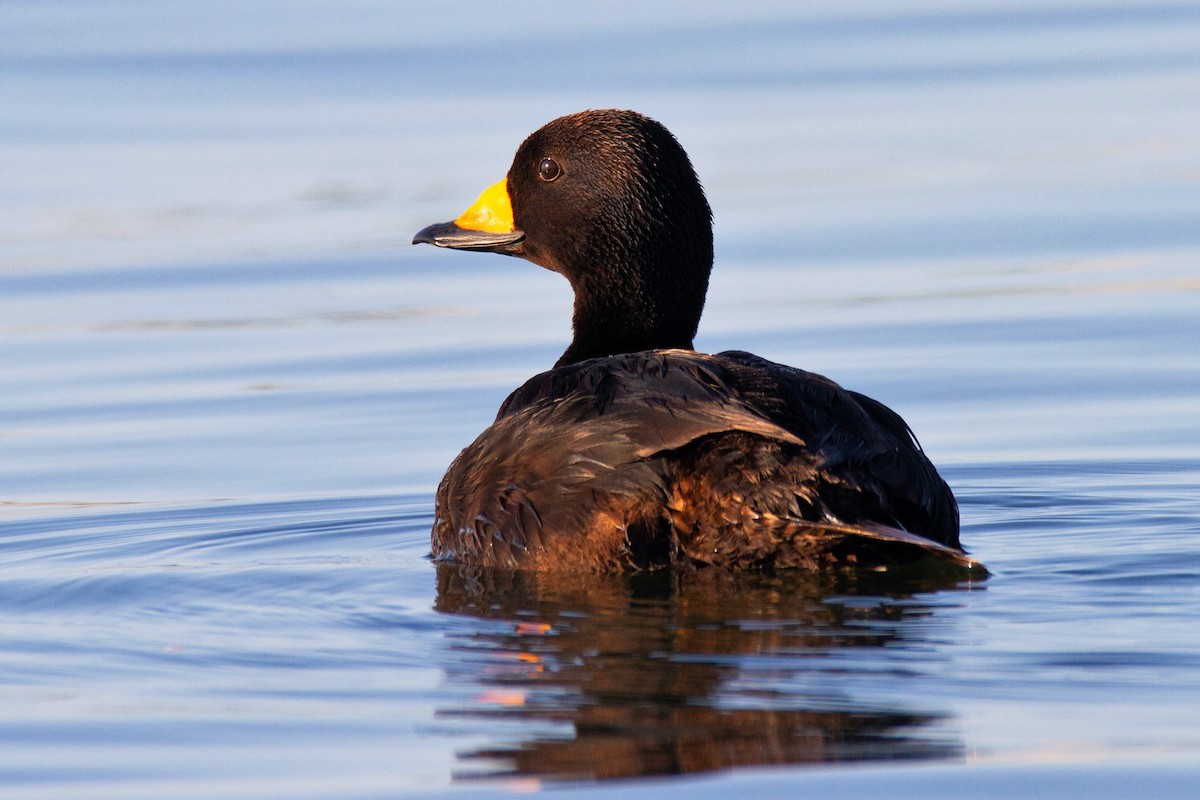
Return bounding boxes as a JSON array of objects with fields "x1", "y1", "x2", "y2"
[{"x1": 413, "y1": 109, "x2": 976, "y2": 572}]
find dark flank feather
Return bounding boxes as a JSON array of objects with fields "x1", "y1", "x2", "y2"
[{"x1": 435, "y1": 350, "x2": 972, "y2": 571}]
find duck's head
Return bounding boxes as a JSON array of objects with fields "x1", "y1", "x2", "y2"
[{"x1": 414, "y1": 109, "x2": 713, "y2": 366}]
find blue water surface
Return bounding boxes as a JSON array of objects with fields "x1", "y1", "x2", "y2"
[{"x1": 2, "y1": 2, "x2": 1199, "y2": 797}]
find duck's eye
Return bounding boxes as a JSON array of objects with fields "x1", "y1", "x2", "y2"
[{"x1": 538, "y1": 158, "x2": 562, "y2": 182}]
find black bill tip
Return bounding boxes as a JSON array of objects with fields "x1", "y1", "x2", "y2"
[{"x1": 412, "y1": 221, "x2": 525, "y2": 253}]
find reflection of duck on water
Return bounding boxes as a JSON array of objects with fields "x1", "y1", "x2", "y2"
[
  {"x1": 415, "y1": 110, "x2": 979, "y2": 572},
  {"x1": 434, "y1": 564, "x2": 967, "y2": 781}
]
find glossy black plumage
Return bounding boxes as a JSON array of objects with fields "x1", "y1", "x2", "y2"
[{"x1": 413, "y1": 109, "x2": 976, "y2": 572}]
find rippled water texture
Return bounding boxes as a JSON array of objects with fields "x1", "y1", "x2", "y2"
[{"x1": 2, "y1": 2, "x2": 1199, "y2": 797}]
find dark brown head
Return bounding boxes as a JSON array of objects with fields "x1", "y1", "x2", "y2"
[{"x1": 414, "y1": 109, "x2": 713, "y2": 366}]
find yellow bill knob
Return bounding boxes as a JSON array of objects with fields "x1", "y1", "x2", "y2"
[{"x1": 454, "y1": 179, "x2": 515, "y2": 234}]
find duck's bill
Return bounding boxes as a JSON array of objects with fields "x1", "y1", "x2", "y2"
[
  {"x1": 412, "y1": 178, "x2": 525, "y2": 254},
  {"x1": 412, "y1": 221, "x2": 525, "y2": 252}
]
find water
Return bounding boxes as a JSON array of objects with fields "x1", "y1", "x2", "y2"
[{"x1": 2, "y1": 2, "x2": 1199, "y2": 797}]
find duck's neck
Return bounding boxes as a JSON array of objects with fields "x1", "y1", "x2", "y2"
[
  {"x1": 555, "y1": 268, "x2": 701, "y2": 367},
  {"x1": 551, "y1": 193, "x2": 713, "y2": 367},
  {"x1": 557, "y1": 313, "x2": 694, "y2": 367}
]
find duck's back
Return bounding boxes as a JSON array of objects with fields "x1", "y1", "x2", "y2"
[{"x1": 432, "y1": 349, "x2": 964, "y2": 571}]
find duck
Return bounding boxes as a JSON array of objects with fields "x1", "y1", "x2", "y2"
[{"x1": 413, "y1": 109, "x2": 976, "y2": 572}]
